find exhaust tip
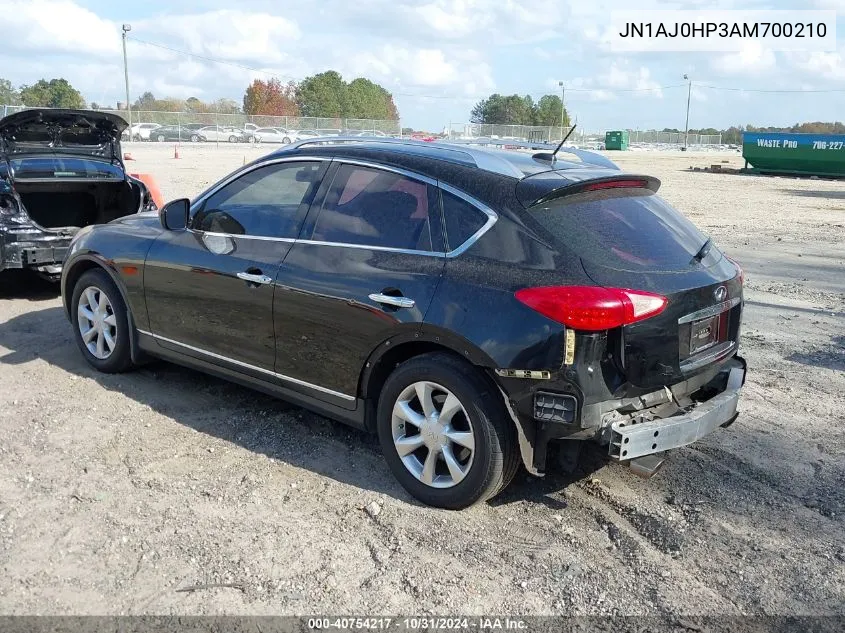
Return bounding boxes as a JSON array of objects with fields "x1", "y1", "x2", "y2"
[{"x1": 629, "y1": 453, "x2": 666, "y2": 478}]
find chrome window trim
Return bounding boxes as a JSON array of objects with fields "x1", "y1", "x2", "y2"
[
  {"x1": 189, "y1": 155, "x2": 330, "y2": 215},
  {"x1": 439, "y1": 182, "x2": 498, "y2": 258},
  {"x1": 678, "y1": 297, "x2": 742, "y2": 324},
  {"x1": 294, "y1": 239, "x2": 445, "y2": 258},
  {"x1": 136, "y1": 329, "x2": 356, "y2": 401},
  {"x1": 187, "y1": 229, "x2": 296, "y2": 243},
  {"x1": 185, "y1": 156, "x2": 497, "y2": 257},
  {"x1": 331, "y1": 158, "x2": 438, "y2": 187}
]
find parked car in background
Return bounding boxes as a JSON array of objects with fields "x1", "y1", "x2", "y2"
[
  {"x1": 253, "y1": 128, "x2": 290, "y2": 144},
  {"x1": 350, "y1": 130, "x2": 388, "y2": 137},
  {"x1": 316, "y1": 128, "x2": 342, "y2": 137},
  {"x1": 197, "y1": 126, "x2": 245, "y2": 143},
  {"x1": 128, "y1": 123, "x2": 161, "y2": 141},
  {"x1": 61, "y1": 137, "x2": 745, "y2": 509},
  {"x1": 0, "y1": 109, "x2": 154, "y2": 279},
  {"x1": 150, "y1": 125, "x2": 202, "y2": 143}
]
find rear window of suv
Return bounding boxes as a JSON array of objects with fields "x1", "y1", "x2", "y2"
[{"x1": 525, "y1": 188, "x2": 713, "y2": 272}]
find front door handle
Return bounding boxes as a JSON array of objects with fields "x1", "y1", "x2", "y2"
[
  {"x1": 369, "y1": 293, "x2": 415, "y2": 309},
  {"x1": 237, "y1": 271, "x2": 273, "y2": 285}
]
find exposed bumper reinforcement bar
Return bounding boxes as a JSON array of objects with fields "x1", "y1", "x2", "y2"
[{"x1": 609, "y1": 364, "x2": 745, "y2": 461}]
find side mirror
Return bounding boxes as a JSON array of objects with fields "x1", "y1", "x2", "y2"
[{"x1": 159, "y1": 198, "x2": 190, "y2": 231}]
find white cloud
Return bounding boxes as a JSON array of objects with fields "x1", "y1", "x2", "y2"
[
  {"x1": 786, "y1": 52, "x2": 845, "y2": 82},
  {"x1": 1, "y1": 0, "x2": 119, "y2": 57},
  {"x1": 566, "y1": 62, "x2": 664, "y2": 101},
  {"x1": 710, "y1": 42, "x2": 777, "y2": 76}
]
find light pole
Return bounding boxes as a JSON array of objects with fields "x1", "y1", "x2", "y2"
[
  {"x1": 122, "y1": 24, "x2": 132, "y2": 138},
  {"x1": 558, "y1": 80, "x2": 565, "y2": 142},
  {"x1": 683, "y1": 74, "x2": 691, "y2": 150}
]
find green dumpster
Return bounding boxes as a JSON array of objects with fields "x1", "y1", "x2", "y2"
[
  {"x1": 742, "y1": 132, "x2": 845, "y2": 177},
  {"x1": 605, "y1": 130, "x2": 629, "y2": 151}
]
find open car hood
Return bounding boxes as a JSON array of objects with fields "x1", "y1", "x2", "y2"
[{"x1": 0, "y1": 109, "x2": 128, "y2": 160}]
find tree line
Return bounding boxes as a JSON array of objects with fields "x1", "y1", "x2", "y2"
[
  {"x1": 242, "y1": 71, "x2": 399, "y2": 120},
  {"x1": 470, "y1": 93, "x2": 570, "y2": 127},
  {"x1": 1, "y1": 70, "x2": 400, "y2": 121},
  {"x1": 661, "y1": 123, "x2": 845, "y2": 144}
]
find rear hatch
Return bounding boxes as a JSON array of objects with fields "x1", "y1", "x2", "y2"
[
  {"x1": 517, "y1": 174, "x2": 743, "y2": 389},
  {"x1": 0, "y1": 108, "x2": 127, "y2": 164}
]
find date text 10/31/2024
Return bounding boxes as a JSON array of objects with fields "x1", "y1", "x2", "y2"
[{"x1": 307, "y1": 618, "x2": 529, "y2": 630}]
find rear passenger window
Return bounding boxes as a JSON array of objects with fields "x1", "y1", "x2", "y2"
[
  {"x1": 311, "y1": 164, "x2": 436, "y2": 252},
  {"x1": 192, "y1": 161, "x2": 323, "y2": 238},
  {"x1": 441, "y1": 190, "x2": 488, "y2": 252}
]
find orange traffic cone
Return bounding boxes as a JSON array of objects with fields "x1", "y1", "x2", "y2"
[{"x1": 173, "y1": 145, "x2": 181, "y2": 159}]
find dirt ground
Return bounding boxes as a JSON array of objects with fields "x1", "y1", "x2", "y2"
[{"x1": 0, "y1": 144, "x2": 843, "y2": 616}]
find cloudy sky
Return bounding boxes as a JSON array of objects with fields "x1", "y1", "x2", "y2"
[{"x1": 1, "y1": 0, "x2": 844, "y2": 132}]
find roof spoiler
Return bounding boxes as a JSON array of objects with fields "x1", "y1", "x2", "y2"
[{"x1": 517, "y1": 174, "x2": 661, "y2": 208}]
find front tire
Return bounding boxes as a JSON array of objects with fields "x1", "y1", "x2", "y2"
[
  {"x1": 190, "y1": 134, "x2": 199, "y2": 142},
  {"x1": 377, "y1": 353, "x2": 518, "y2": 509},
  {"x1": 282, "y1": 136, "x2": 292, "y2": 144},
  {"x1": 71, "y1": 269, "x2": 134, "y2": 374},
  {"x1": 228, "y1": 135, "x2": 238, "y2": 143},
  {"x1": 156, "y1": 134, "x2": 165, "y2": 142}
]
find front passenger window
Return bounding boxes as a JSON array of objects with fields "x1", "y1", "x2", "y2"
[{"x1": 191, "y1": 161, "x2": 323, "y2": 238}]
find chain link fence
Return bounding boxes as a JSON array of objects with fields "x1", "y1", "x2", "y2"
[
  {"x1": 444, "y1": 122, "x2": 723, "y2": 147},
  {"x1": 627, "y1": 129, "x2": 722, "y2": 145},
  {"x1": 0, "y1": 105, "x2": 401, "y2": 137},
  {"x1": 1, "y1": 105, "x2": 724, "y2": 147}
]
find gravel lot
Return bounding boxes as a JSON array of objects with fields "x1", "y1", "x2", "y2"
[{"x1": 1, "y1": 144, "x2": 843, "y2": 616}]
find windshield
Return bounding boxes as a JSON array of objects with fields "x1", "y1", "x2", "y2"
[{"x1": 10, "y1": 157, "x2": 124, "y2": 180}]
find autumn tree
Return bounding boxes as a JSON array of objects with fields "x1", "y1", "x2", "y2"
[
  {"x1": 20, "y1": 78, "x2": 84, "y2": 109},
  {"x1": 242, "y1": 78, "x2": 299, "y2": 116}
]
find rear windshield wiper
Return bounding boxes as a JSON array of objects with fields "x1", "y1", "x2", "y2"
[{"x1": 692, "y1": 237, "x2": 713, "y2": 263}]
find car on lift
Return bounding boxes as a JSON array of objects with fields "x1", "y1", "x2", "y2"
[
  {"x1": 60, "y1": 136, "x2": 746, "y2": 509},
  {"x1": 0, "y1": 109, "x2": 155, "y2": 280}
]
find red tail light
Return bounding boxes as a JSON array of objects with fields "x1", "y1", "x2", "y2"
[
  {"x1": 581, "y1": 179, "x2": 648, "y2": 192},
  {"x1": 514, "y1": 286, "x2": 668, "y2": 331}
]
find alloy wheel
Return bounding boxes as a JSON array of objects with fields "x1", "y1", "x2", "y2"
[
  {"x1": 391, "y1": 381, "x2": 475, "y2": 489},
  {"x1": 77, "y1": 286, "x2": 117, "y2": 360}
]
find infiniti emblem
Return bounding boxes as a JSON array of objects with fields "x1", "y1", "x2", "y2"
[{"x1": 714, "y1": 286, "x2": 728, "y2": 302}]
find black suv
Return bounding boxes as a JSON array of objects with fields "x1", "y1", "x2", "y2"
[{"x1": 61, "y1": 138, "x2": 746, "y2": 509}]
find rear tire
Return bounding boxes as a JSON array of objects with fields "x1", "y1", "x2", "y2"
[
  {"x1": 228, "y1": 135, "x2": 238, "y2": 143},
  {"x1": 376, "y1": 353, "x2": 518, "y2": 509},
  {"x1": 282, "y1": 137, "x2": 291, "y2": 144},
  {"x1": 190, "y1": 134, "x2": 199, "y2": 142},
  {"x1": 156, "y1": 134, "x2": 165, "y2": 142},
  {"x1": 70, "y1": 269, "x2": 134, "y2": 374}
]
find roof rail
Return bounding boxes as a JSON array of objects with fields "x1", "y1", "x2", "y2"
[
  {"x1": 445, "y1": 138, "x2": 620, "y2": 171},
  {"x1": 281, "y1": 136, "x2": 526, "y2": 178}
]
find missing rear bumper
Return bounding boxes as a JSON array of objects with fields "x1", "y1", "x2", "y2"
[{"x1": 609, "y1": 362, "x2": 745, "y2": 461}]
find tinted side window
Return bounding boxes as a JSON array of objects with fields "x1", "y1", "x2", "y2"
[
  {"x1": 441, "y1": 190, "x2": 488, "y2": 252},
  {"x1": 192, "y1": 162, "x2": 323, "y2": 238},
  {"x1": 310, "y1": 164, "x2": 436, "y2": 252}
]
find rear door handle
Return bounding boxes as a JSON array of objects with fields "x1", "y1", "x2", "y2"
[
  {"x1": 237, "y1": 271, "x2": 273, "y2": 285},
  {"x1": 369, "y1": 293, "x2": 415, "y2": 309}
]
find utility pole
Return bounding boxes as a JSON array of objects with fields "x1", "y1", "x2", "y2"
[
  {"x1": 122, "y1": 24, "x2": 132, "y2": 138},
  {"x1": 558, "y1": 81, "x2": 565, "y2": 142},
  {"x1": 683, "y1": 74, "x2": 691, "y2": 150}
]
